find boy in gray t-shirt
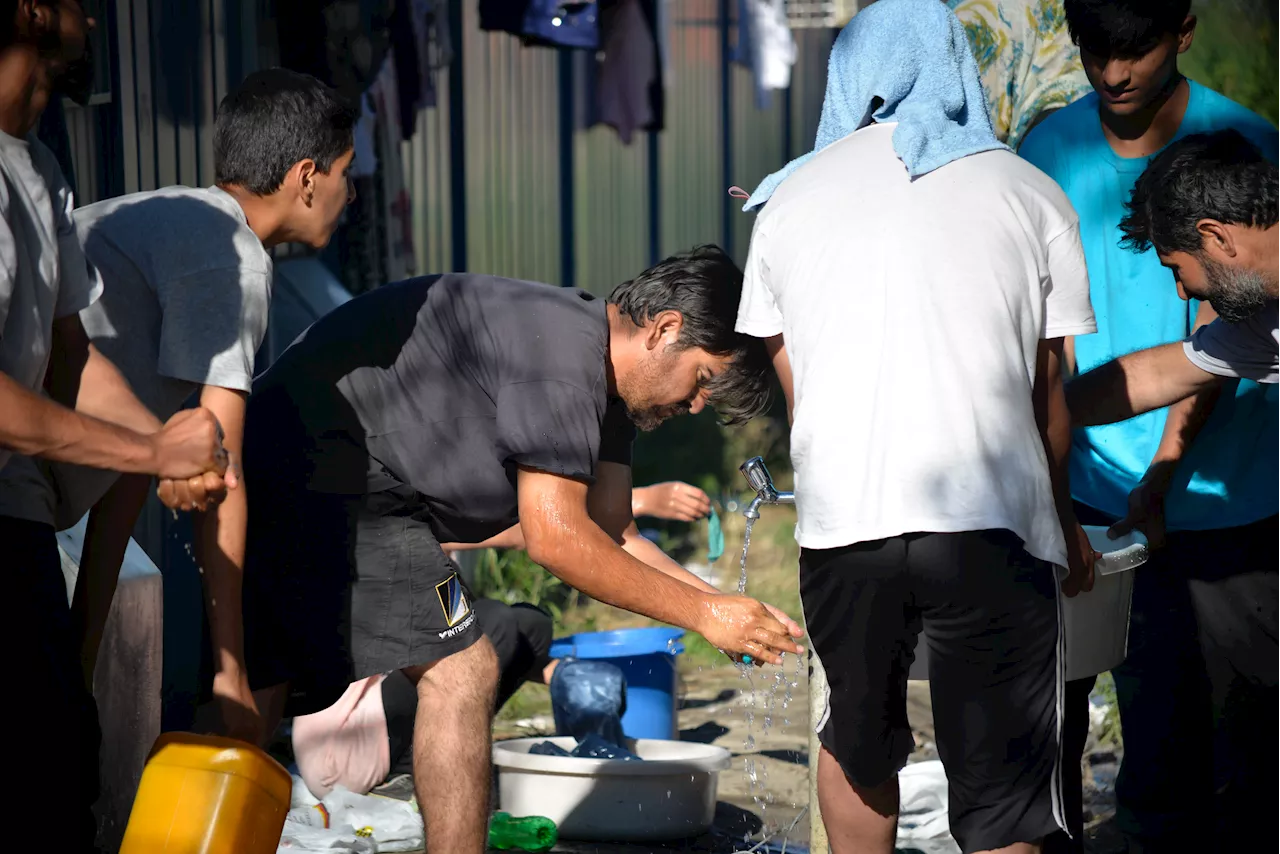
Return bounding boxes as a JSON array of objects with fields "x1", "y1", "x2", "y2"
[{"x1": 0, "y1": 68, "x2": 357, "y2": 691}]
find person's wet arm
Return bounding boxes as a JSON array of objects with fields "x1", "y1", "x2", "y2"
[
  {"x1": 190, "y1": 385, "x2": 262, "y2": 742},
  {"x1": 518, "y1": 466, "x2": 802, "y2": 664},
  {"x1": 588, "y1": 460, "x2": 719, "y2": 595}
]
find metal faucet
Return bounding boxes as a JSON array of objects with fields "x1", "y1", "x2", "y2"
[{"x1": 739, "y1": 456, "x2": 795, "y2": 520}]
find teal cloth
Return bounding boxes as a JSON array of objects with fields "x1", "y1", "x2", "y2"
[{"x1": 707, "y1": 507, "x2": 725, "y2": 563}]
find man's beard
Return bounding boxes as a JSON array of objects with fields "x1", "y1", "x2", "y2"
[
  {"x1": 1202, "y1": 256, "x2": 1273, "y2": 323},
  {"x1": 625, "y1": 402, "x2": 689, "y2": 432}
]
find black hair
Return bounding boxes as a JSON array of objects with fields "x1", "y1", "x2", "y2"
[
  {"x1": 1120, "y1": 129, "x2": 1278, "y2": 255},
  {"x1": 214, "y1": 68, "x2": 357, "y2": 195},
  {"x1": 1063, "y1": 0, "x2": 1191, "y2": 58},
  {"x1": 609, "y1": 245, "x2": 771, "y2": 426}
]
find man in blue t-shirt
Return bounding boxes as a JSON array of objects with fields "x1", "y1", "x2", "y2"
[{"x1": 1020, "y1": 2, "x2": 1278, "y2": 851}]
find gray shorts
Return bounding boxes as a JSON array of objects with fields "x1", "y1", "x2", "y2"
[{"x1": 240, "y1": 478, "x2": 482, "y2": 718}]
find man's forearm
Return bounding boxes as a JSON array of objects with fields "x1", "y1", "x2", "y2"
[
  {"x1": 1066, "y1": 343, "x2": 1220, "y2": 426},
  {"x1": 1, "y1": 372, "x2": 158, "y2": 471},
  {"x1": 72, "y1": 473, "x2": 153, "y2": 686},
  {"x1": 195, "y1": 483, "x2": 250, "y2": 674},
  {"x1": 1145, "y1": 302, "x2": 1224, "y2": 469},
  {"x1": 442, "y1": 524, "x2": 527, "y2": 552},
  {"x1": 47, "y1": 317, "x2": 161, "y2": 434},
  {"x1": 620, "y1": 522, "x2": 719, "y2": 596},
  {"x1": 1034, "y1": 340, "x2": 1075, "y2": 523},
  {"x1": 72, "y1": 345, "x2": 163, "y2": 433},
  {"x1": 526, "y1": 519, "x2": 710, "y2": 632}
]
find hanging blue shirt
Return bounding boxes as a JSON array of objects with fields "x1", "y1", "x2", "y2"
[{"x1": 1019, "y1": 81, "x2": 1278, "y2": 530}]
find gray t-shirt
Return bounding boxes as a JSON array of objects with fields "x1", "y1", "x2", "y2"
[
  {"x1": 249, "y1": 274, "x2": 636, "y2": 545},
  {"x1": 0, "y1": 130, "x2": 102, "y2": 476},
  {"x1": 0, "y1": 185, "x2": 273, "y2": 526},
  {"x1": 1183, "y1": 301, "x2": 1279, "y2": 384}
]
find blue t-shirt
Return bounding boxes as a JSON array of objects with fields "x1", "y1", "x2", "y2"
[{"x1": 1020, "y1": 81, "x2": 1278, "y2": 530}]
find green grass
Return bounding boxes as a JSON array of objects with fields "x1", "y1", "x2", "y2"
[{"x1": 1090, "y1": 671, "x2": 1123, "y2": 749}]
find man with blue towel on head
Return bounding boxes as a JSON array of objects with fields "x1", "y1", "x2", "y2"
[{"x1": 735, "y1": 1, "x2": 1097, "y2": 852}]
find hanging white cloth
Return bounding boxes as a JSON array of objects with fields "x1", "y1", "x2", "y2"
[{"x1": 735, "y1": 0, "x2": 797, "y2": 108}]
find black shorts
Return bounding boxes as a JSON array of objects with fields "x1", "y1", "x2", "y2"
[
  {"x1": 237, "y1": 397, "x2": 482, "y2": 718},
  {"x1": 800, "y1": 529, "x2": 1064, "y2": 853}
]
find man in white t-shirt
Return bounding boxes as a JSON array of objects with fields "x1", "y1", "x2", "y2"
[{"x1": 734, "y1": 3, "x2": 1097, "y2": 852}]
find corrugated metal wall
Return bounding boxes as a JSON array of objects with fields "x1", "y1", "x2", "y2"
[{"x1": 401, "y1": 0, "x2": 833, "y2": 296}]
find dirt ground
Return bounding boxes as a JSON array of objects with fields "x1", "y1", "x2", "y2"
[
  {"x1": 492, "y1": 659, "x2": 1126, "y2": 854},
  {"x1": 487, "y1": 507, "x2": 1125, "y2": 854}
]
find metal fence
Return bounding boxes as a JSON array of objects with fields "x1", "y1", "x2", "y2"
[
  {"x1": 401, "y1": 0, "x2": 833, "y2": 294},
  {"x1": 68, "y1": 1, "x2": 834, "y2": 293}
]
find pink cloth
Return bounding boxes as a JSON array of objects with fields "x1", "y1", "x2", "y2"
[{"x1": 291, "y1": 675, "x2": 391, "y2": 798}]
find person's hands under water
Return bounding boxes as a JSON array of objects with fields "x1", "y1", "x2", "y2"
[
  {"x1": 1061, "y1": 518, "x2": 1101, "y2": 598},
  {"x1": 1108, "y1": 459, "x2": 1174, "y2": 550},
  {"x1": 633, "y1": 481, "x2": 713, "y2": 522},
  {"x1": 153, "y1": 409, "x2": 237, "y2": 511},
  {"x1": 697, "y1": 594, "x2": 805, "y2": 666}
]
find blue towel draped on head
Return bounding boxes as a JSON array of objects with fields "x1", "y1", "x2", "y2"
[{"x1": 744, "y1": 0, "x2": 1006, "y2": 212}]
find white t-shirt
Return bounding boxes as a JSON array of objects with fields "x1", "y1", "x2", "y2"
[{"x1": 735, "y1": 123, "x2": 1096, "y2": 567}]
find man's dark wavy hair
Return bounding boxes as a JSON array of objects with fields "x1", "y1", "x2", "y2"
[
  {"x1": 1120, "y1": 129, "x2": 1278, "y2": 256},
  {"x1": 1063, "y1": 0, "x2": 1191, "y2": 58},
  {"x1": 609, "y1": 245, "x2": 771, "y2": 426}
]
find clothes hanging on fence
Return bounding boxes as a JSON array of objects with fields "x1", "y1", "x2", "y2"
[
  {"x1": 412, "y1": 0, "x2": 454, "y2": 110},
  {"x1": 596, "y1": 0, "x2": 660, "y2": 143},
  {"x1": 480, "y1": 0, "x2": 602, "y2": 49},
  {"x1": 573, "y1": 0, "x2": 665, "y2": 144},
  {"x1": 368, "y1": 56, "x2": 417, "y2": 282},
  {"x1": 733, "y1": 0, "x2": 796, "y2": 109},
  {"x1": 276, "y1": 0, "x2": 395, "y2": 99},
  {"x1": 350, "y1": 93, "x2": 379, "y2": 178},
  {"x1": 389, "y1": 0, "x2": 423, "y2": 140}
]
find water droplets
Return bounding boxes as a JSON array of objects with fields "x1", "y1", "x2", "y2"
[{"x1": 736, "y1": 517, "x2": 756, "y2": 595}]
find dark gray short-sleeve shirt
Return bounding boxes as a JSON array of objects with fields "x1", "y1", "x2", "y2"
[
  {"x1": 1183, "y1": 301, "x2": 1278, "y2": 384},
  {"x1": 250, "y1": 274, "x2": 635, "y2": 543}
]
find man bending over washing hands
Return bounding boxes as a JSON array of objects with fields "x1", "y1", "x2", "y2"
[{"x1": 203, "y1": 245, "x2": 805, "y2": 854}]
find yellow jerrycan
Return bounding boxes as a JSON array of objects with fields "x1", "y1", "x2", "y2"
[{"x1": 120, "y1": 732, "x2": 292, "y2": 854}]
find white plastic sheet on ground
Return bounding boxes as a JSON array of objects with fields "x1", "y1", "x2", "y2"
[
  {"x1": 277, "y1": 777, "x2": 423, "y2": 854},
  {"x1": 896, "y1": 760, "x2": 961, "y2": 854}
]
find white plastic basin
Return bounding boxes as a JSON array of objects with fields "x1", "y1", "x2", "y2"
[
  {"x1": 907, "y1": 527, "x2": 1147, "y2": 682},
  {"x1": 493, "y1": 737, "x2": 731, "y2": 841}
]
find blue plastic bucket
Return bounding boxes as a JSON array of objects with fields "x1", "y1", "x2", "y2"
[{"x1": 549, "y1": 627, "x2": 685, "y2": 740}]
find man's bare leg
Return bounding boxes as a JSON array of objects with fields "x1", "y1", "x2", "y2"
[
  {"x1": 818, "y1": 745, "x2": 1044, "y2": 854},
  {"x1": 403, "y1": 637, "x2": 499, "y2": 854},
  {"x1": 818, "y1": 745, "x2": 898, "y2": 854}
]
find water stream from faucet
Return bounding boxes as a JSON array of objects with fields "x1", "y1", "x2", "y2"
[{"x1": 733, "y1": 514, "x2": 803, "y2": 846}]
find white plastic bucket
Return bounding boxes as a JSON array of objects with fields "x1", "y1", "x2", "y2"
[
  {"x1": 492, "y1": 736, "x2": 731, "y2": 841},
  {"x1": 907, "y1": 527, "x2": 1147, "y2": 682}
]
